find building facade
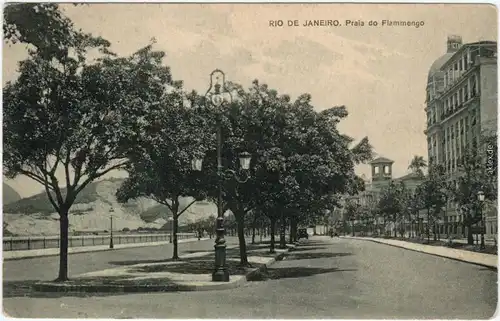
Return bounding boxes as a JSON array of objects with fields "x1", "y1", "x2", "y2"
[
  {"x1": 336, "y1": 157, "x2": 426, "y2": 234},
  {"x1": 425, "y1": 35, "x2": 498, "y2": 238}
]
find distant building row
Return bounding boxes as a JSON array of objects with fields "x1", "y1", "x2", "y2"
[{"x1": 331, "y1": 36, "x2": 497, "y2": 239}]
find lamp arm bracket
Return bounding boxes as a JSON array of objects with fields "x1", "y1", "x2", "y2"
[{"x1": 221, "y1": 169, "x2": 250, "y2": 184}]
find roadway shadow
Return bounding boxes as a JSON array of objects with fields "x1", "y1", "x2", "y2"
[
  {"x1": 182, "y1": 250, "x2": 212, "y2": 254},
  {"x1": 297, "y1": 241, "x2": 331, "y2": 247},
  {"x1": 288, "y1": 246, "x2": 330, "y2": 252},
  {"x1": 285, "y1": 252, "x2": 353, "y2": 261},
  {"x1": 108, "y1": 258, "x2": 178, "y2": 266},
  {"x1": 2, "y1": 279, "x2": 138, "y2": 299},
  {"x1": 108, "y1": 248, "x2": 247, "y2": 266},
  {"x1": 248, "y1": 267, "x2": 357, "y2": 281},
  {"x1": 478, "y1": 267, "x2": 497, "y2": 272}
]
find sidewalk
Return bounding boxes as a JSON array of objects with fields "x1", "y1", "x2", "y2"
[
  {"x1": 3, "y1": 237, "x2": 209, "y2": 261},
  {"x1": 33, "y1": 241, "x2": 296, "y2": 293},
  {"x1": 344, "y1": 236, "x2": 497, "y2": 269}
]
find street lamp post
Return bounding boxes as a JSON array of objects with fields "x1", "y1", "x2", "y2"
[
  {"x1": 478, "y1": 190, "x2": 485, "y2": 250},
  {"x1": 109, "y1": 207, "x2": 114, "y2": 249},
  {"x1": 191, "y1": 69, "x2": 252, "y2": 282}
]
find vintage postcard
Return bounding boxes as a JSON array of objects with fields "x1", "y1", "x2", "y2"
[{"x1": 2, "y1": 2, "x2": 498, "y2": 319}]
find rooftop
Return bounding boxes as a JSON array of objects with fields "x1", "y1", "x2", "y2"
[{"x1": 369, "y1": 156, "x2": 394, "y2": 164}]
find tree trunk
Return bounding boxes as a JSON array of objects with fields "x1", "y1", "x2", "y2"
[
  {"x1": 251, "y1": 225, "x2": 256, "y2": 244},
  {"x1": 466, "y1": 223, "x2": 474, "y2": 245},
  {"x1": 408, "y1": 214, "x2": 412, "y2": 238},
  {"x1": 292, "y1": 220, "x2": 298, "y2": 242},
  {"x1": 427, "y1": 208, "x2": 430, "y2": 243},
  {"x1": 236, "y1": 213, "x2": 249, "y2": 266},
  {"x1": 172, "y1": 215, "x2": 179, "y2": 260},
  {"x1": 55, "y1": 210, "x2": 69, "y2": 282},
  {"x1": 279, "y1": 211, "x2": 286, "y2": 249},
  {"x1": 172, "y1": 201, "x2": 180, "y2": 260},
  {"x1": 416, "y1": 211, "x2": 419, "y2": 237},
  {"x1": 269, "y1": 218, "x2": 276, "y2": 253},
  {"x1": 288, "y1": 220, "x2": 293, "y2": 243}
]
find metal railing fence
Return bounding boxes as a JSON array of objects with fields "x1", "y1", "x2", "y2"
[{"x1": 3, "y1": 233, "x2": 196, "y2": 251}]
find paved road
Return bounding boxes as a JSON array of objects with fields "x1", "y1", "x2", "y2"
[
  {"x1": 3, "y1": 237, "x2": 240, "y2": 282},
  {"x1": 3, "y1": 236, "x2": 497, "y2": 319}
]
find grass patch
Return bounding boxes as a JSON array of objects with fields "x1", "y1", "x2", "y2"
[{"x1": 131, "y1": 259, "x2": 265, "y2": 275}]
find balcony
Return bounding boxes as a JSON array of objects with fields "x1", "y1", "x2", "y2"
[{"x1": 440, "y1": 94, "x2": 479, "y2": 124}]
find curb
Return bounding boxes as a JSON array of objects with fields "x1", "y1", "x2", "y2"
[
  {"x1": 3, "y1": 238, "x2": 210, "y2": 261},
  {"x1": 32, "y1": 244, "x2": 295, "y2": 293},
  {"x1": 346, "y1": 237, "x2": 497, "y2": 270}
]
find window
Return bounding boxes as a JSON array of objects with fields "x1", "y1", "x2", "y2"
[
  {"x1": 471, "y1": 76, "x2": 478, "y2": 96},
  {"x1": 384, "y1": 165, "x2": 390, "y2": 175},
  {"x1": 374, "y1": 166, "x2": 380, "y2": 174}
]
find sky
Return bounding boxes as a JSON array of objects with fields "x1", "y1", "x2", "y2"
[{"x1": 2, "y1": 3, "x2": 497, "y2": 198}]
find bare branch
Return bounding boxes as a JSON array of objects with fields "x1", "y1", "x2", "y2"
[
  {"x1": 153, "y1": 196, "x2": 173, "y2": 212},
  {"x1": 45, "y1": 170, "x2": 64, "y2": 206},
  {"x1": 39, "y1": 170, "x2": 61, "y2": 213},
  {"x1": 77, "y1": 161, "x2": 128, "y2": 199},
  {"x1": 18, "y1": 169, "x2": 52, "y2": 189},
  {"x1": 64, "y1": 149, "x2": 72, "y2": 193},
  {"x1": 178, "y1": 199, "x2": 197, "y2": 217}
]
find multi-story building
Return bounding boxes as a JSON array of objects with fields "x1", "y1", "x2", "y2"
[
  {"x1": 425, "y1": 35, "x2": 498, "y2": 238},
  {"x1": 337, "y1": 157, "x2": 425, "y2": 233}
]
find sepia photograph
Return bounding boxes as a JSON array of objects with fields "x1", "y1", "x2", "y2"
[{"x1": 2, "y1": 2, "x2": 498, "y2": 319}]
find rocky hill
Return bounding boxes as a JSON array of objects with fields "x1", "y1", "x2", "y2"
[
  {"x1": 3, "y1": 183, "x2": 21, "y2": 205},
  {"x1": 3, "y1": 178, "x2": 216, "y2": 236}
]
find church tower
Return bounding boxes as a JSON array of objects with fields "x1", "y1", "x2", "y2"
[{"x1": 370, "y1": 156, "x2": 394, "y2": 188}]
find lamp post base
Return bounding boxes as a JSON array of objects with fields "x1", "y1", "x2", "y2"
[
  {"x1": 212, "y1": 268, "x2": 230, "y2": 282},
  {"x1": 212, "y1": 241, "x2": 229, "y2": 282}
]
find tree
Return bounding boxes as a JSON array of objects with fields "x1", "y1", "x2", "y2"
[
  {"x1": 3, "y1": 4, "x2": 104, "y2": 61},
  {"x1": 195, "y1": 79, "x2": 373, "y2": 261},
  {"x1": 447, "y1": 133, "x2": 497, "y2": 245},
  {"x1": 3, "y1": 20, "x2": 172, "y2": 281},
  {"x1": 344, "y1": 199, "x2": 360, "y2": 236},
  {"x1": 115, "y1": 88, "x2": 211, "y2": 260},
  {"x1": 408, "y1": 155, "x2": 427, "y2": 178},
  {"x1": 245, "y1": 209, "x2": 266, "y2": 244},
  {"x1": 377, "y1": 181, "x2": 407, "y2": 237},
  {"x1": 414, "y1": 164, "x2": 447, "y2": 242}
]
